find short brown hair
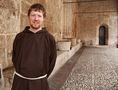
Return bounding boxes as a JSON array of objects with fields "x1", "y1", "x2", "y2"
[{"x1": 28, "y1": 3, "x2": 46, "y2": 17}]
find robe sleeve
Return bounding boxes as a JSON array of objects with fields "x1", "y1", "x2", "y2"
[
  {"x1": 47, "y1": 36, "x2": 57, "y2": 77},
  {"x1": 12, "y1": 35, "x2": 18, "y2": 68},
  {"x1": 12, "y1": 33, "x2": 23, "y2": 69}
]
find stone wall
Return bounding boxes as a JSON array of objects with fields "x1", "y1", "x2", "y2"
[
  {"x1": 45, "y1": 0, "x2": 79, "y2": 41},
  {"x1": 45, "y1": 0, "x2": 64, "y2": 41},
  {"x1": 77, "y1": 0, "x2": 118, "y2": 46},
  {"x1": 63, "y1": 0, "x2": 79, "y2": 39},
  {"x1": 0, "y1": 0, "x2": 20, "y2": 68}
]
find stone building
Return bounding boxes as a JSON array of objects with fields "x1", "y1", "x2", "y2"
[{"x1": 0, "y1": 0, "x2": 118, "y2": 75}]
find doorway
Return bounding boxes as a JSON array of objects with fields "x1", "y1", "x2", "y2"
[{"x1": 99, "y1": 26, "x2": 108, "y2": 45}]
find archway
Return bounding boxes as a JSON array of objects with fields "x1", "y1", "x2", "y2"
[{"x1": 99, "y1": 25, "x2": 108, "y2": 45}]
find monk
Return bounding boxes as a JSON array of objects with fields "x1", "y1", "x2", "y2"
[{"x1": 11, "y1": 3, "x2": 57, "y2": 90}]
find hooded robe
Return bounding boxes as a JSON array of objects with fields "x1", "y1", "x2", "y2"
[{"x1": 11, "y1": 26, "x2": 57, "y2": 90}]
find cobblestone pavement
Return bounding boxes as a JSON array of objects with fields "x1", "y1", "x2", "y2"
[{"x1": 61, "y1": 47, "x2": 118, "y2": 90}]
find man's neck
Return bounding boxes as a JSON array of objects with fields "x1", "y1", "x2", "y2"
[{"x1": 30, "y1": 27, "x2": 42, "y2": 33}]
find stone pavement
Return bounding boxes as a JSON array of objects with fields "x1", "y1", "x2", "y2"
[{"x1": 61, "y1": 46, "x2": 118, "y2": 90}]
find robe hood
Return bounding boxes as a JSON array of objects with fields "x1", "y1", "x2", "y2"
[{"x1": 23, "y1": 26, "x2": 47, "y2": 34}]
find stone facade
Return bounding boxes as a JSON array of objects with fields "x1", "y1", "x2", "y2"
[{"x1": 77, "y1": 0, "x2": 118, "y2": 46}]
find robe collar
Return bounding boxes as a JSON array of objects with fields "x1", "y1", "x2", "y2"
[{"x1": 23, "y1": 26, "x2": 47, "y2": 34}]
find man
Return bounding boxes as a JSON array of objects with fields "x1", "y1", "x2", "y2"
[{"x1": 11, "y1": 3, "x2": 57, "y2": 90}]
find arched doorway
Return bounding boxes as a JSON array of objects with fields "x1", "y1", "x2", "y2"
[{"x1": 99, "y1": 25, "x2": 108, "y2": 45}]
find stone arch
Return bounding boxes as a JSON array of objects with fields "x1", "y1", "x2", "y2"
[{"x1": 99, "y1": 24, "x2": 108, "y2": 45}]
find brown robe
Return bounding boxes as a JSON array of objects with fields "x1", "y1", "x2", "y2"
[{"x1": 11, "y1": 26, "x2": 57, "y2": 90}]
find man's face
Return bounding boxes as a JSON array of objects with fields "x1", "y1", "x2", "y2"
[{"x1": 28, "y1": 10, "x2": 44, "y2": 30}]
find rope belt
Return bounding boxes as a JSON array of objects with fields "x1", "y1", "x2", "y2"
[{"x1": 14, "y1": 71, "x2": 47, "y2": 80}]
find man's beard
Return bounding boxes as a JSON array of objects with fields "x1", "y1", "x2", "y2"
[{"x1": 30, "y1": 24, "x2": 41, "y2": 30}]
